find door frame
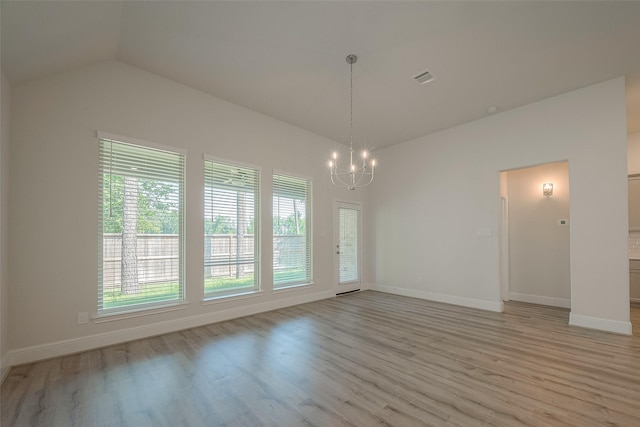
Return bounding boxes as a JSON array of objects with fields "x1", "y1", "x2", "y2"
[
  {"x1": 499, "y1": 161, "x2": 572, "y2": 310},
  {"x1": 334, "y1": 200, "x2": 362, "y2": 295},
  {"x1": 500, "y1": 196, "x2": 510, "y2": 301}
]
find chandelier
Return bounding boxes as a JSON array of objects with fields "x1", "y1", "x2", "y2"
[{"x1": 328, "y1": 54, "x2": 376, "y2": 190}]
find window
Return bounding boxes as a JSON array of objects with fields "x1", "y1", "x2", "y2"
[
  {"x1": 98, "y1": 135, "x2": 185, "y2": 313},
  {"x1": 273, "y1": 172, "x2": 312, "y2": 288},
  {"x1": 204, "y1": 158, "x2": 260, "y2": 297}
]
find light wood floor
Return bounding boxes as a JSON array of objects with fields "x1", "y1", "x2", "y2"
[{"x1": 2, "y1": 291, "x2": 640, "y2": 426}]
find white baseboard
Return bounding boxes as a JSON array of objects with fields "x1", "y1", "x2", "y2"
[
  {"x1": 631, "y1": 297, "x2": 640, "y2": 303},
  {"x1": 8, "y1": 290, "x2": 335, "y2": 367},
  {"x1": 569, "y1": 313, "x2": 632, "y2": 335},
  {"x1": 509, "y1": 292, "x2": 571, "y2": 308},
  {"x1": 370, "y1": 284, "x2": 503, "y2": 312}
]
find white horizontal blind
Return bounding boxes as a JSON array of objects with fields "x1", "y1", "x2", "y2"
[
  {"x1": 273, "y1": 173, "x2": 312, "y2": 288},
  {"x1": 204, "y1": 158, "x2": 260, "y2": 297},
  {"x1": 98, "y1": 137, "x2": 185, "y2": 312}
]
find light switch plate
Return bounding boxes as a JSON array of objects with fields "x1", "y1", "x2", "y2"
[{"x1": 476, "y1": 228, "x2": 492, "y2": 237}]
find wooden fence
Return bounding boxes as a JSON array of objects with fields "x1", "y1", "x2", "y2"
[{"x1": 103, "y1": 234, "x2": 304, "y2": 289}]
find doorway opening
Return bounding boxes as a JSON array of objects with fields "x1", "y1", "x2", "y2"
[{"x1": 499, "y1": 161, "x2": 571, "y2": 309}]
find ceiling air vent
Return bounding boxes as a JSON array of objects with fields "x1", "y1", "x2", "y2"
[{"x1": 413, "y1": 70, "x2": 435, "y2": 84}]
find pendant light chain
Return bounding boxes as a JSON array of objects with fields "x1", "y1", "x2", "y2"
[{"x1": 349, "y1": 58, "x2": 355, "y2": 169}]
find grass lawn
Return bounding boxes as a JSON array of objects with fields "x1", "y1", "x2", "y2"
[{"x1": 103, "y1": 269, "x2": 306, "y2": 309}]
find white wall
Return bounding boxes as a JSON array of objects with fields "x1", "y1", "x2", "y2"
[
  {"x1": 629, "y1": 133, "x2": 640, "y2": 232},
  {"x1": 628, "y1": 132, "x2": 640, "y2": 175},
  {"x1": 1, "y1": 70, "x2": 10, "y2": 380},
  {"x1": 8, "y1": 60, "x2": 362, "y2": 364},
  {"x1": 507, "y1": 162, "x2": 570, "y2": 307},
  {"x1": 629, "y1": 132, "x2": 640, "y2": 301},
  {"x1": 367, "y1": 77, "x2": 631, "y2": 334}
]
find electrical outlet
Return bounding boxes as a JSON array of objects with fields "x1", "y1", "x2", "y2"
[{"x1": 77, "y1": 312, "x2": 89, "y2": 325}]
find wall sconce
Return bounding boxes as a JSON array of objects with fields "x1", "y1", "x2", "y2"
[{"x1": 543, "y1": 182, "x2": 554, "y2": 197}]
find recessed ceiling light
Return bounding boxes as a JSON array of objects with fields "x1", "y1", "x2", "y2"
[
  {"x1": 487, "y1": 106, "x2": 498, "y2": 114},
  {"x1": 413, "y1": 70, "x2": 435, "y2": 84}
]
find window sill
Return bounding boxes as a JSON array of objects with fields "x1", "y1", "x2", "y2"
[
  {"x1": 93, "y1": 301, "x2": 189, "y2": 323},
  {"x1": 272, "y1": 282, "x2": 314, "y2": 294},
  {"x1": 202, "y1": 290, "x2": 263, "y2": 305}
]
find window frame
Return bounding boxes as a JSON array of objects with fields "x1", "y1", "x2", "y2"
[
  {"x1": 203, "y1": 155, "x2": 262, "y2": 299},
  {"x1": 272, "y1": 170, "x2": 313, "y2": 290},
  {"x1": 97, "y1": 131, "x2": 187, "y2": 316}
]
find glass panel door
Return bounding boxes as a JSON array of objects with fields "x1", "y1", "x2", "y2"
[
  {"x1": 335, "y1": 202, "x2": 361, "y2": 294},
  {"x1": 339, "y1": 207, "x2": 358, "y2": 283}
]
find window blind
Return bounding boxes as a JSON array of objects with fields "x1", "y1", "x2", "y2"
[
  {"x1": 98, "y1": 137, "x2": 185, "y2": 313},
  {"x1": 273, "y1": 172, "x2": 312, "y2": 288},
  {"x1": 204, "y1": 157, "x2": 260, "y2": 297}
]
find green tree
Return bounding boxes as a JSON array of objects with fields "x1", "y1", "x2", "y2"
[
  {"x1": 138, "y1": 180, "x2": 180, "y2": 234},
  {"x1": 273, "y1": 212, "x2": 305, "y2": 235},
  {"x1": 103, "y1": 173, "x2": 181, "y2": 295},
  {"x1": 103, "y1": 175, "x2": 180, "y2": 234},
  {"x1": 205, "y1": 215, "x2": 235, "y2": 234}
]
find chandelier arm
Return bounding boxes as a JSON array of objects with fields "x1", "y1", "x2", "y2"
[
  {"x1": 334, "y1": 166, "x2": 354, "y2": 175},
  {"x1": 334, "y1": 168, "x2": 374, "y2": 189},
  {"x1": 331, "y1": 170, "x2": 352, "y2": 188},
  {"x1": 353, "y1": 171, "x2": 368, "y2": 187},
  {"x1": 330, "y1": 172, "x2": 344, "y2": 187},
  {"x1": 354, "y1": 175, "x2": 374, "y2": 188},
  {"x1": 355, "y1": 167, "x2": 375, "y2": 186},
  {"x1": 334, "y1": 163, "x2": 374, "y2": 187}
]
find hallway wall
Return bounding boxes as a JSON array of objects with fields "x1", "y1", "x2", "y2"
[{"x1": 507, "y1": 162, "x2": 570, "y2": 307}]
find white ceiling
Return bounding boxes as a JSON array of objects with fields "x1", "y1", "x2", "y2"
[{"x1": 3, "y1": 1, "x2": 640, "y2": 149}]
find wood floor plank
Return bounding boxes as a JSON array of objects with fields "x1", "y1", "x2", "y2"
[{"x1": 2, "y1": 291, "x2": 639, "y2": 426}]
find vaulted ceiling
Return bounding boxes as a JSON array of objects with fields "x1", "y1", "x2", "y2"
[{"x1": 3, "y1": 1, "x2": 640, "y2": 149}]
